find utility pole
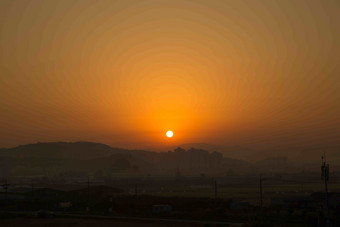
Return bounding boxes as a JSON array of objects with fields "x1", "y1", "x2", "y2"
[
  {"x1": 87, "y1": 176, "x2": 90, "y2": 212},
  {"x1": 135, "y1": 183, "x2": 138, "y2": 197},
  {"x1": 2, "y1": 180, "x2": 10, "y2": 205},
  {"x1": 31, "y1": 183, "x2": 34, "y2": 211},
  {"x1": 214, "y1": 180, "x2": 217, "y2": 201},
  {"x1": 259, "y1": 174, "x2": 263, "y2": 209},
  {"x1": 321, "y1": 156, "x2": 330, "y2": 226},
  {"x1": 78, "y1": 176, "x2": 91, "y2": 212}
]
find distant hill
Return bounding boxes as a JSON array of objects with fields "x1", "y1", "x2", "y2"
[
  {"x1": 0, "y1": 141, "x2": 127, "y2": 160},
  {"x1": 0, "y1": 142, "x2": 158, "y2": 177},
  {"x1": 1, "y1": 141, "x2": 330, "y2": 177}
]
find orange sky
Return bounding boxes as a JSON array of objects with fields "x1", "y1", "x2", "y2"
[{"x1": 0, "y1": 0, "x2": 339, "y2": 153}]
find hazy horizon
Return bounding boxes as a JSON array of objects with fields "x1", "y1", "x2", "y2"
[{"x1": 1, "y1": 0, "x2": 340, "y2": 158}]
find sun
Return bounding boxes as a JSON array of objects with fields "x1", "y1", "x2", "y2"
[{"x1": 166, "y1": 130, "x2": 173, "y2": 138}]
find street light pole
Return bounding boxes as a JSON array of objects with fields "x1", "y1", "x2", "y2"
[
  {"x1": 321, "y1": 156, "x2": 330, "y2": 226},
  {"x1": 259, "y1": 174, "x2": 263, "y2": 209}
]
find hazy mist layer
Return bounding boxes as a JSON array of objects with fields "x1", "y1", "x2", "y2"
[{"x1": 1, "y1": 0, "x2": 339, "y2": 158}]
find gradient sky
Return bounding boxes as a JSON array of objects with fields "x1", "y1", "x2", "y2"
[{"x1": 0, "y1": 0, "x2": 339, "y2": 154}]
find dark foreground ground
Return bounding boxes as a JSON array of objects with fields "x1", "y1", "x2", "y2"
[
  {"x1": 0, "y1": 218, "x2": 198, "y2": 227},
  {"x1": 0, "y1": 217, "x2": 312, "y2": 227},
  {"x1": 0, "y1": 217, "x2": 244, "y2": 227}
]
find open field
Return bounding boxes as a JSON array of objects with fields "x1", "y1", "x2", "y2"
[
  {"x1": 144, "y1": 183, "x2": 340, "y2": 205},
  {"x1": 0, "y1": 218, "x2": 203, "y2": 227},
  {"x1": 1, "y1": 175, "x2": 338, "y2": 226},
  {"x1": 0, "y1": 216, "x2": 246, "y2": 227}
]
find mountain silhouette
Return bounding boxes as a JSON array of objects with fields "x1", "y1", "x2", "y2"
[{"x1": 0, "y1": 141, "x2": 127, "y2": 160}]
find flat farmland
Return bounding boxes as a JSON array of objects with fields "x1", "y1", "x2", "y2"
[
  {"x1": 0, "y1": 218, "x2": 221, "y2": 227},
  {"x1": 144, "y1": 183, "x2": 340, "y2": 205}
]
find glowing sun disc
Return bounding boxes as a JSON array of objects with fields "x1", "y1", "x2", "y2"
[{"x1": 166, "y1": 130, "x2": 173, "y2": 138}]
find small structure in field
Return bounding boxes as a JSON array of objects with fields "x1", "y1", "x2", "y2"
[
  {"x1": 152, "y1": 204, "x2": 173, "y2": 213},
  {"x1": 229, "y1": 201, "x2": 249, "y2": 210}
]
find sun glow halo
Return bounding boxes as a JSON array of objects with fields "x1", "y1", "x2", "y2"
[{"x1": 166, "y1": 130, "x2": 173, "y2": 138}]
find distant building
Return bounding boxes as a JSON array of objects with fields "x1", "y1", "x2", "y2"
[
  {"x1": 0, "y1": 192, "x2": 25, "y2": 201},
  {"x1": 152, "y1": 204, "x2": 173, "y2": 213},
  {"x1": 59, "y1": 201, "x2": 72, "y2": 208},
  {"x1": 270, "y1": 197, "x2": 288, "y2": 208},
  {"x1": 269, "y1": 193, "x2": 340, "y2": 210},
  {"x1": 229, "y1": 201, "x2": 249, "y2": 210},
  {"x1": 311, "y1": 192, "x2": 340, "y2": 209},
  {"x1": 270, "y1": 196, "x2": 315, "y2": 209}
]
